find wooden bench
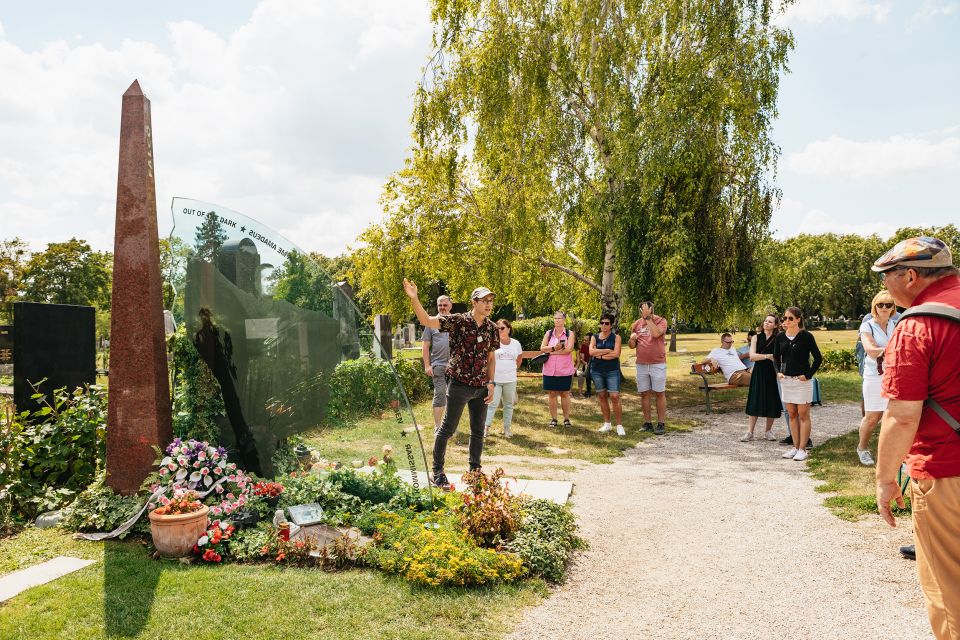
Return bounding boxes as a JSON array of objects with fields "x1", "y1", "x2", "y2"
[{"x1": 689, "y1": 362, "x2": 736, "y2": 413}]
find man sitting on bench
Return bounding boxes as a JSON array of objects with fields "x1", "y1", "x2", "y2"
[{"x1": 704, "y1": 333, "x2": 752, "y2": 387}]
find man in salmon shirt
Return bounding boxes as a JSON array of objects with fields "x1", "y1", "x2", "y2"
[
  {"x1": 874, "y1": 236, "x2": 960, "y2": 640},
  {"x1": 628, "y1": 301, "x2": 668, "y2": 435}
]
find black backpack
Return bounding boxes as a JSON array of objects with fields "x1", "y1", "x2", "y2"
[{"x1": 898, "y1": 303, "x2": 960, "y2": 434}]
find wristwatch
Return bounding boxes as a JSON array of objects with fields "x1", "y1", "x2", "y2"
[{"x1": 486, "y1": 381, "x2": 495, "y2": 387}]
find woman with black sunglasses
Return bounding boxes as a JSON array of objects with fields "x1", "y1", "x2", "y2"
[
  {"x1": 590, "y1": 314, "x2": 624, "y2": 436},
  {"x1": 855, "y1": 291, "x2": 898, "y2": 466},
  {"x1": 773, "y1": 307, "x2": 822, "y2": 461}
]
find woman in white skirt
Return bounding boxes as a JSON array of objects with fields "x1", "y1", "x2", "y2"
[
  {"x1": 855, "y1": 291, "x2": 897, "y2": 465},
  {"x1": 774, "y1": 307, "x2": 823, "y2": 461}
]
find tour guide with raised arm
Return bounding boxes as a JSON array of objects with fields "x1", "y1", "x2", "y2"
[{"x1": 403, "y1": 279, "x2": 499, "y2": 490}]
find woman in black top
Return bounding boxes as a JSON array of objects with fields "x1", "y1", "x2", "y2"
[
  {"x1": 741, "y1": 314, "x2": 782, "y2": 441},
  {"x1": 773, "y1": 307, "x2": 822, "y2": 462}
]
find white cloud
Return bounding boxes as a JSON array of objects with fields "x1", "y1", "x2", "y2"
[
  {"x1": 786, "y1": 133, "x2": 960, "y2": 179},
  {"x1": 778, "y1": 0, "x2": 891, "y2": 24},
  {"x1": 0, "y1": 0, "x2": 433, "y2": 255},
  {"x1": 912, "y1": 0, "x2": 960, "y2": 20},
  {"x1": 796, "y1": 209, "x2": 900, "y2": 238}
]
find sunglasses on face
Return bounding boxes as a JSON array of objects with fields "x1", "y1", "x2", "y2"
[
  {"x1": 599, "y1": 321, "x2": 611, "y2": 325},
  {"x1": 784, "y1": 316, "x2": 796, "y2": 321},
  {"x1": 497, "y1": 326, "x2": 509, "y2": 330},
  {"x1": 876, "y1": 302, "x2": 895, "y2": 309}
]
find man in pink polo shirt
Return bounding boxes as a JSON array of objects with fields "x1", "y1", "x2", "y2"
[
  {"x1": 874, "y1": 236, "x2": 960, "y2": 640},
  {"x1": 629, "y1": 301, "x2": 668, "y2": 435}
]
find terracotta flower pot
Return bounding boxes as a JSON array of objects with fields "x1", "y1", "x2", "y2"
[{"x1": 149, "y1": 505, "x2": 210, "y2": 558}]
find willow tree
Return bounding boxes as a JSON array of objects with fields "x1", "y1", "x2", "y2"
[{"x1": 357, "y1": 0, "x2": 793, "y2": 323}]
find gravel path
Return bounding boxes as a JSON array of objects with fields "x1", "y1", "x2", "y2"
[{"x1": 507, "y1": 403, "x2": 932, "y2": 640}]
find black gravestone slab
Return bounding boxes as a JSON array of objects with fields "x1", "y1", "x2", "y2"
[{"x1": 13, "y1": 302, "x2": 96, "y2": 411}]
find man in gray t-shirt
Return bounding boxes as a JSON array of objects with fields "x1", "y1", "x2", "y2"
[{"x1": 422, "y1": 295, "x2": 452, "y2": 430}]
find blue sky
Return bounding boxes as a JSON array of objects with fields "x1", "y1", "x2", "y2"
[{"x1": 1, "y1": 0, "x2": 957, "y2": 256}]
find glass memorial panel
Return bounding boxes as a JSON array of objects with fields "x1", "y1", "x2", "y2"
[{"x1": 167, "y1": 197, "x2": 430, "y2": 498}]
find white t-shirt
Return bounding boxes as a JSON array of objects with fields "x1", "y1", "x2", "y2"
[
  {"x1": 707, "y1": 347, "x2": 747, "y2": 382},
  {"x1": 859, "y1": 316, "x2": 897, "y2": 378},
  {"x1": 493, "y1": 338, "x2": 524, "y2": 383}
]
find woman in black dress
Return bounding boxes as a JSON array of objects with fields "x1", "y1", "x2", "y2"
[{"x1": 741, "y1": 313, "x2": 782, "y2": 441}]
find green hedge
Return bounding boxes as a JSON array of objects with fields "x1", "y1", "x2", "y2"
[
  {"x1": 820, "y1": 347, "x2": 857, "y2": 372},
  {"x1": 327, "y1": 355, "x2": 432, "y2": 425}
]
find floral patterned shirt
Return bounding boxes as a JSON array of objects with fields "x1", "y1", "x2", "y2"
[{"x1": 437, "y1": 312, "x2": 500, "y2": 386}]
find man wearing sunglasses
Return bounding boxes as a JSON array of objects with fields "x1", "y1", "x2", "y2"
[
  {"x1": 704, "y1": 333, "x2": 752, "y2": 387},
  {"x1": 873, "y1": 236, "x2": 960, "y2": 640}
]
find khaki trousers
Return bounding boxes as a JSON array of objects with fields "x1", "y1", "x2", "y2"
[
  {"x1": 727, "y1": 370, "x2": 752, "y2": 387},
  {"x1": 912, "y1": 475, "x2": 960, "y2": 640}
]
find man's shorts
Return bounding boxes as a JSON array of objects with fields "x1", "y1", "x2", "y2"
[
  {"x1": 635, "y1": 363, "x2": 667, "y2": 393},
  {"x1": 591, "y1": 369, "x2": 622, "y2": 393},
  {"x1": 432, "y1": 364, "x2": 448, "y2": 407}
]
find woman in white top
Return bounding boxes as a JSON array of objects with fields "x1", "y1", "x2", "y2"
[
  {"x1": 484, "y1": 319, "x2": 524, "y2": 438},
  {"x1": 855, "y1": 290, "x2": 897, "y2": 466}
]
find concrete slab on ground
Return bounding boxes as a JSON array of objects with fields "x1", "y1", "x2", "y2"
[
  {"x1": 396, "y1": 470, "x2": 573, "y2": 504},
  {"x1": 0, "y1": 556, "x2": 95, "y2": 602}
]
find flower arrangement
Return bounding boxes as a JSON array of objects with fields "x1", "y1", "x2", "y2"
[
  {"x1": 194, "y1": 520, "x2": 235, "y2": 563},
  {"x1": 252, "y1": 481, "x2": 284, "y2": 499},
  {"x1": 152, "y1": 438, "x2": 254, "y2": 518},
  {"x1": 153, "y1": 489, "x2": 203, "y2": 516}
]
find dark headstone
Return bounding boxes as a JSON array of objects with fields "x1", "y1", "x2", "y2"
[
  {"x1": 106, "y1": 80, "x2": 172, "y2": 495},
  {"x1": 216, "y1": 238, "x2": 261, "y2": 295},
  {"x1": 374, "y1": 314, "x2": 392, "y2": 360},
  {"x1": 12, "y1": 303, "x2": 95, "y2": 411}
]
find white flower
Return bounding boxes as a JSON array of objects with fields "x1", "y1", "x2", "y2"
[
  {"x1": 190, "y1": 471, "x2": 202, "y2": 483},
  {"x1": 175, "y1": 469, "x2": 188, "y2": 482},
  {"x1": 197, "y1": 535, "x2": 209, "y2": 546},
  {"x1": 160, "y1": 456, "x2": 172, "y2": 467},
  {"x1": 203, "y1": 475, "x2": 212, "y2": 487},
  {"x1": 219, "y1": 521, "x2": 229, "y2": 530}
]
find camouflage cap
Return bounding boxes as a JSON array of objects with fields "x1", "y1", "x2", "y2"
[{"x1": 871, "y1": 236, "x2": 953, "y2": 273}]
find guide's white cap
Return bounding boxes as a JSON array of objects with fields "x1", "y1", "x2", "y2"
[{"x1": 471, "y1": 287, "x2": 494, "y2": 300}]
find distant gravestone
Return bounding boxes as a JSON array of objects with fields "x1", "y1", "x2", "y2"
[
  {"x1": 373, "y1": 314, "x2": 392, "y2": 360},
  {"x1": 0, "y1": 325, "x2": 12, "y2": 372},
  {"x1": 11, "y1": 302, "x2": 96, "y2": 412}
]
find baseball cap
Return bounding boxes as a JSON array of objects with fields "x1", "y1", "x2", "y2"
[
  {"x1": 871, "y1": 236, "x2": 953, "y2": 273},
  {"x1": 471, "y1": 287, "x2": 494, "y2": 300}
]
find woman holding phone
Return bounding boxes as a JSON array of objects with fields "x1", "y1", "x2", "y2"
[{"x1": 540, "y1": 311, "x2": 576, "y2": 428}]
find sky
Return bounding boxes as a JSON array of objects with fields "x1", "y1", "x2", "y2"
[{"x1": 0, "y1": 0, "x2": 958, "y2": 257}]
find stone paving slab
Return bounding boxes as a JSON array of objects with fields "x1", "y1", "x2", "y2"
[
  {"x1": 396, "y1": 470, "x2": 573, "y2": 504},
  {"x1": 0, "y1": 556, "x2": 96, "y2": 602}
]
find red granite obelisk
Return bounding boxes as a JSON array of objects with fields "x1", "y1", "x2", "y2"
[{"x1": 106, "y1": 80, "x2": 172, "y2": 494}]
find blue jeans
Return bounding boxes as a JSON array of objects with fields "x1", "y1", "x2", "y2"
[
  {"x1": 433, "y1": 379, "x2": 488, "y2": 474},
  {"x1": 485, "y1": 381, "x2": 517, "y2": 431},
  {"x1": 591, "y1": 368, "x2": 621, "y2": 393}
]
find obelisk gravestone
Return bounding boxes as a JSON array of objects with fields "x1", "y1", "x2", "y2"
[{"x1": 106, "y1": 80, "x2": 172, "y2": 494}]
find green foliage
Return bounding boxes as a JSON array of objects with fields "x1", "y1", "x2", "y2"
[
  {"x1": 19, "y1": 238, "x2": 111, "y2": 308},
  {"x1": 277, "y1": 472, "x2": 361, "y2": 525},
  {"x1": 457, "y1": 468, "x2": 522, "y2": 547},
  {"x1": 168, "y1": 327, "x2": 225, "y2": 444},
  {"x1": 327, "y1": 355, "x2": 429, "y2": 425},
  {"x1": 365, "y1": 512, "x2": 525, "y2": 587},
  {"x1": 504, "y1": 499, "x2": 585, "y2": 583},
  {"x1": 194, "y1": 210, "x2": 227, "y2": 260},
  {"x1": 272, "y1": 250, "x2": 335, "y2": 314},
  {"x1": 225, "y1": 522, "x2": 275, "y2": 562},
  {"x1": 357, "y1": 0, "x2": 793, "y2": 322},
  {"x1": 60, "y1": 471, "x2": 142, "y2": 536},
  {"x1": 0, "y1": 385, "x2": 106, "y2": 521},
  {"x1": 0, "y1": 237, "x2": 28, "y2": 304},
  {"x1": 820, "y1": 348, "x2": 857, "y2": 372},
  {"x1": 329, "y1": 462, "x2": 405, "y2": 506}
]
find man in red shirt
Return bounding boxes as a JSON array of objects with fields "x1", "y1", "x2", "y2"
[
  {"x1": 874, "y1": 236, "x2": 960, "y2": 640},
  {"x1": 628, "y1": 301, "x2": 668, "y2": 434}
]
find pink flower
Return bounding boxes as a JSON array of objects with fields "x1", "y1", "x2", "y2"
[
  {"x1": 200, "y1": 467, "x2": 209, "y2": 476},
  {"x1": 160, "y1": 496, "x2": 171, "y2": 506}
]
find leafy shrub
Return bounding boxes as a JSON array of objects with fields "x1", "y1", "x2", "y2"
[
  {"x1": 326, "y1": 356, "x2": 397, "y2": 424},
  {"x1": 226, "y1": 522, "x2": 275, "y2": 562},
  {"x1": 390, "y1": 355, "x2": 431, "y2": 404},
  {"x1": 329, "y1": 462, "x2": 405, "y2": 506},
  {"x1": 278, "y1": 472, "x2": 361, "y2": 524},
  {"x1": 457, "y1": 468, "x2": 521, "y2": 547},
  {"x1": 0, "y1": 385, "x2": 106, "y2": 521},
  {"x1": 168, "y1": 329, "x2": 225, "y2": 444},
  {"x1": 504, "y1": 499, "x2": 585, "y2": 582},
  {"x1": 820, "y1": 348, "x2": 857, "y2": 372},
  {"x1": 365, "y1": 512, "x2": 525, "y2": 587},
  {"x1": 60, "y1": 471, "x2": 142, "y2": 537}
]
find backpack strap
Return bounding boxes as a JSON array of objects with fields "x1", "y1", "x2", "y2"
[
  {"x1": 898, "y1": 302, "x2": 960, "y2": 434},
  {"x1": 898, "y1": 303, "x2": 960, "y2": 323}
]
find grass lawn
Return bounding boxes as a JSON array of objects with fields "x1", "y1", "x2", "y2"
[
  {"x1": 807, "y1": 427, "x2": 912, "y2": 522},
  {"x1": 0, "y1": 528, "x2": 544, "y2": 640}
]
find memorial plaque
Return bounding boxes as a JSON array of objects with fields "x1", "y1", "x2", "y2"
[
  {"x1": 0, "y1": 325, "x2": 12, "y2": 365},
  {"x1": 287, "y1": 503, "x2": 325, "y2": 526},
  {"x1": 12, "y1": 302, "x2": 96, "y2": 411}
]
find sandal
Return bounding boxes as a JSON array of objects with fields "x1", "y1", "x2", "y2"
[
  {"x1": 563, "y1": 419, "x2": 572, "y2": 428},
  {"x1": 548, "y1": 419, "x2": 558, "y2": 428}
]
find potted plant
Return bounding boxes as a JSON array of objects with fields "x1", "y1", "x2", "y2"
[{"x1": 148, "y1": 490, "x2": 209, "y2": 558}]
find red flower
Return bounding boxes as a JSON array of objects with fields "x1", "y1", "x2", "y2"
[{"x1": 202, "y1": 549, "x2": 216, "y2": 562}]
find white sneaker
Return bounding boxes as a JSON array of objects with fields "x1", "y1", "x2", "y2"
[
  {"x1": 616, "y1": 424, "x2": 626, "y2": 436},
  {"x1": 793, "y1": 449, "x2": 809, "y2": 461},
  {"x1": 857, "y1": 448, "x2": 875, "y2": 466},
  {"x1": 764, "y1": 431, "x2": 777, "y2": 441},
  {"x1": 739, "y1": 432, "x2": 754, "y2": 442},
  {"x1": 782, "y1": 447, "x2": 798, "y2": 459},
  {"x1": 598, "y1": 423, "x2": 612, "y2": 433}
]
